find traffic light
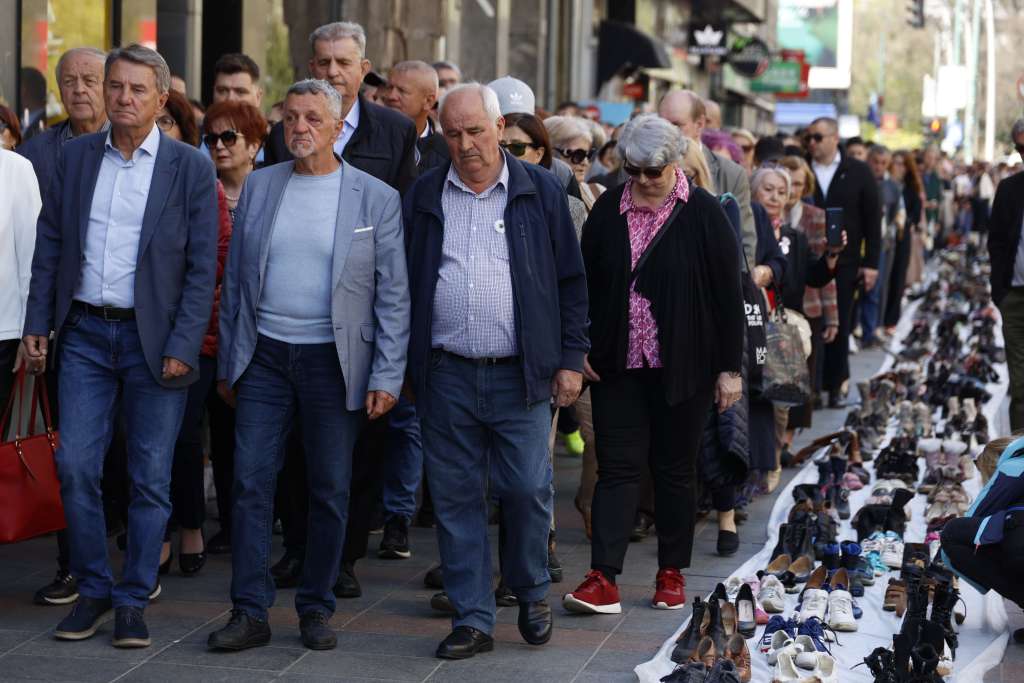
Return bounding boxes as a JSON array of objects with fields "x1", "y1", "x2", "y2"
[{"x1": 906, "y1": 0, "x2": 925, "y2": 28}]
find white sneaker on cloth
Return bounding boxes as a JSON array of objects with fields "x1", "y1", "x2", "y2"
[
  {"x1": 797, "y1": 588, "x2": 828, "y2": 623},
  {"x1": 882, "y1": 533, "x2": 905, "y2": 569},
  {"x1": 758, "y1": 575, "x2": 787, "y2": 613},
  {"x1": 827, "y1": 589, "x2": 857, "y2": 631}
]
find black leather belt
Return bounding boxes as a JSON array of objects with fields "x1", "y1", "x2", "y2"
[
  {"x1": 75, "y1": 301, "x2": 136, "y2": 321},
  {"x1": 440, "y1": 350, "x2": 519, "y2": 366}
]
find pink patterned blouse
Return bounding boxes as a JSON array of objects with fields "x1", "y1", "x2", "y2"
[{"x1": 619, "y1": 168, "x2": 690, "y2": 369}]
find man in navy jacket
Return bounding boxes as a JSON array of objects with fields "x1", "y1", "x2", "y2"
[{"x1": 403, "y1": 83, "x2": 588, "y2": 660}]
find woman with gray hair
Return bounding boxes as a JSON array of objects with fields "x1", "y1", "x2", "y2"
[
  {"x1": 544, "y1": 115, "x2": 605, "y2": 210},
  {"x1": 563, "y1": 113, "x2": 745, "y2": 614}
]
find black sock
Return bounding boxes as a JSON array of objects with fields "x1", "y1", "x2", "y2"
[{"x1": 593, "y1": 565, "x2": 617, "y2": 584}]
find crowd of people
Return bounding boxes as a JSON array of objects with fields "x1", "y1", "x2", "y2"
[{"x1": 0, "y1": 17, "x2": 1021, "y2": 668}]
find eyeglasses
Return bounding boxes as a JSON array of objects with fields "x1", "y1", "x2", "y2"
[
  {"x1": 623, "y1": 163, "x2": 668, "y2": 179},
  {"x1": 804, "y1": 132, "x2": 826, "y2": 144},
  {"x1": 739, "y1": 143, "x2": 753, "y2": 153},
  {"x1": 555, "y1": 147, "x2": 596, "y2": 164},
  {"x1": 500, "y1": 140, "x2": 539, "y2": 158},
  {"x1": 156, "y1": 116, "x2": 177, "y2": 132},
  {"x1": 204, "y1": 130, "x2": 243, "y2": 148}
]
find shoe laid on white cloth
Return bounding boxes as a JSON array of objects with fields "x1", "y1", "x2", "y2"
[
  {"x1": 805, "y1": 652, "x2": 839, "y2": 682},
  {"x1": 758, "y1": 575, "x2": 787, "y2": 613},
  {"x1": 881, "y1": 532, "x2": 905, "y2": 569},
  {"x1": 826, "y1": 589, "x2": 857, "y2": 631},
  {"x1": 724, "y1": 576, "x2": 744, "y2": 600},
  {"x1": 792, "y1": 635, "x2": 819, "y2": 669},
  {"x1": 773, "y1": 650, "x2": 803, "y2": 682},
  {"x1": 765, "y1": 630, "x2": 799, "y2": 665},
  {"x1": 797, "y1": 588, "x2": 828, "y2": 624}
]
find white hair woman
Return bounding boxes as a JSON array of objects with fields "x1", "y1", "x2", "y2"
[
  {"x1": 563, "y1": 113, "x2": 745, "y2": 615},
  {"x1": 544, "y1": 115, "x2": 604, "y2": 210}
]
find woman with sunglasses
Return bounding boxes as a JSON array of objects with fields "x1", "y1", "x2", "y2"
[
  {"x1": 203, "y1": 101, "x2": 268, "y2": 221},
  {"x1": 545, "y1": 115, "x2": 604, "y2": 211},
  {"x1": 564, "y1": 114, "x2": 744, "y2": 614}
]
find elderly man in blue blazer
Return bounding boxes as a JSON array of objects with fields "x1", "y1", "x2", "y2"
[
  {"x1": 22, "y1": 44, "x2": 218, "y2": 648},
  {"x1": 208, "y1": 78, "x2": 409, "y2": 653}
]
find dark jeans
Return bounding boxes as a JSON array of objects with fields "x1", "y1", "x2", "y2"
[
  {"x1": 942, "y1": 515, "x2": 1024, "y2": 608},
  {"x1": 824, "y1": 262, "x2": 860, "y2": 393},
  {"x1": 420, "y1": 351, "x2": 553, "y2": 634},
  {"x1": 56, "y1": 308, "x2": 187, "y2": 608},
  {"x1": 381, "y1": 395, "x2": 423, "y2": 522},
  {"x1": 1000, "y1": 289, "x2": 1024, "y2": 431},
  {"x1": 166, "y1": 355, "x2": 217, "y2": 536},
  {"x1": 230, "y1": 335, "x2": 361, "y2": 620},
  {"x1": 590, "y1": 369, "x2": 714, "y2": 573}
]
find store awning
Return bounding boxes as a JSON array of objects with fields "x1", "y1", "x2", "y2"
[{"x1": 597, "y1": 20, "x2": 671, "y2": 87}]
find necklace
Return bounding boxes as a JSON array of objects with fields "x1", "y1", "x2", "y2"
[{"x1": 223, "y1": 191, "x2": 240, "y2": 202}]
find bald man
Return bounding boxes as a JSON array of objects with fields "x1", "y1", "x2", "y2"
[
  {"x1": 659, "y1": 90, "x2": 756, "y2": 264},
  {"x1": 704, "y1": 99, "x2": 723, "y2": 131},
  {"x1": 383, "y1": 60, "x2": 449, "y2": 171}
]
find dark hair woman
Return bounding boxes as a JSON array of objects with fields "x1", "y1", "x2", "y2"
[
  {"x1": 203, "y1": 100, "x2": 267, "y2": 221},
  {"x1": 882, "y1": 149, "x2": 924, "y2": 331},
  {"x1": 157, "y1": 89, "x2": 201, "y2": 147},
  {"x1": 0, "y1": 105, "x2": 23, "y2": 150},
  {"x1": 502, "y1": 112, "x2": 553, "y2": 168}
]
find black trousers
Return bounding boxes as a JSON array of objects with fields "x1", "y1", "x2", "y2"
[
  {"x1": 557, "y1": 404, "x2": 579, "y2": 434},
  {"x1": 207, "y1": 376, "x2": 236, "y2": 532},
  {"x1": 589, "y1": 369, "x2": 714, "y2": 573},
  {"x1": 166, "y1": 356, "x2": 216, "y2": 536},
  {"x1": 788, "y1": 315, "x2": 823, "y2": 429},
  {"x1": 883, "y1": 230, "x2": 912, "y2": 328},
  {"x1": 942, "y1": 514, "x2": 1024, "y2": 608},
  {"x1": 0, "y1": 339, "x2": 18, "y2": 418},
  {"x1": 824, "y1": 262, "x2": 860, "y2": 393}
]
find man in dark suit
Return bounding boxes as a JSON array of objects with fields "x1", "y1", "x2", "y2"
[
  {"x1": 805, "y1": 116, "x2": 881, "y2": 407},
  {"x1": 988, "y1": 118, "x2": 1024, "y2": 430},
  {"x1": 22, "y1": 44, "x2": 218, "y2": 649},
  {"x1": 262, "y1": 21, "x2": 418, "y2": 193},
  {"x1": 383, "y1": 60, "x2": 450, "y2": 173}
]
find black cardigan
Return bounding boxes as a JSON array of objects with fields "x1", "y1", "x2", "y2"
[{"x1": 580, "y1": 183, "x2": 745, "y2": 405}]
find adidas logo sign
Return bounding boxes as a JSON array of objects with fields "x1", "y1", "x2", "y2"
[{"x1": 694, "y1": 24, "x2": 723, "y2": 47}]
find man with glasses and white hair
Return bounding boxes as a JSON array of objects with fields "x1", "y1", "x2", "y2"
[
  {"x1": 404, "y1": 83, "x2": 588, "y2": 659},
  {"x1": 804, "y1": 116, "x2": 880, "y2": 407},
  {"x1": 987, "y1": 118, "x2": 1024, "y2": 431},
  {"x1": 22, "y1": 43, "x2": 219, "y2": 649},
  {"x1": 208, "y1": 78, "x2": 408, "y2": 652}
]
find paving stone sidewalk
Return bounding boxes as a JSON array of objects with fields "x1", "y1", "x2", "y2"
[{"x1": 0, "y1": 349, "x2": 887, "y2": 682}]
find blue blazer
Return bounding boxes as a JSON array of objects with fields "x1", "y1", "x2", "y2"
[{"x1": 23, "y1": 130, "x2": 219, "y2": 388}]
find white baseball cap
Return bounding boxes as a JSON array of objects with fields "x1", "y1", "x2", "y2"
[{"x1": 488, "y1": 76, "x2": 535, "y2": 116}]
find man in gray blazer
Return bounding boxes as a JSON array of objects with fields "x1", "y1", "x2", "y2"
[
  {"x1": 659, "y1": 90, "x2": 757, "y2": 264},
  {"x1": 208, "y1": 79, "x2": 409, "y2": 652}
]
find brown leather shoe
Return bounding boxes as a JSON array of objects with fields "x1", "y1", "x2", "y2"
[
  {"x1": 765, "y1": 554, "x2": 792, "y2": 578},
  {"x1": 805, "y1": 565, "x2": 828, "y2": 590},
  {"x1": 720, "y1": 602, "x2": 737, "y2": 637},
  {"x1": 689, "y1": 635, "x2": 717, "y2": 669},
  {"x1": 884, "y1": 578, "x2": 907, "y2": 616},
  {"x1": 827, "y1": 567, "x2": 850, "y2": 591},
  {"x1": 787, "y1": 555, "x2": 814, "y2": 584},
  {"x1": 723, "y1": 632, "x2": 752, "y2": 683}
]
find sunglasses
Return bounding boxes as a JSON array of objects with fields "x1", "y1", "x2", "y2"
[
  {"x1": 556, "y1": 147, "x2": 596, "y2": 164},
  {"x1": 204, "y1": 130, "x2": 243, "y2": 148},
  {"x1": 804, "y1": 132, "x2": 826, "y2": 143},
  {"x1": 156, "y1": 116, "x2": 177, "y2": 131},
  {"x1": 623, "y1": 163, "x2": 668, "y2": 179},
  {"x1": 500, "y1": 140, "x2": 539, "y2": 158}
]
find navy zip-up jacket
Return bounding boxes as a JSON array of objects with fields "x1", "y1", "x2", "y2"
[{"x1": 403, "y1": 152, "x2": 589, "y2": 405}]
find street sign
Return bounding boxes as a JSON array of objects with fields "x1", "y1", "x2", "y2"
[
  {"x1": 729, "y1": 37, "x2": 771, "y2": 78},
  {"x1": 750, "y1": 60, "x2": 803, "y2": 93},
  {"x1": 687, "y1": 22, "x2": 729, "y2": 57}
]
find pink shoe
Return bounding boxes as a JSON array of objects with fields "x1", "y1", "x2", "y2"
[
  {"x1": 755, "y1": 607, "x2": 770, "y2": 625},
  {"x1": 842, "y1": 472, "x2": 864, "y2": 491}
]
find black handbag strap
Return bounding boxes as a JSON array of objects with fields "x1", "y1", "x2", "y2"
[{"x1": 630, "y1": 200, "x2": 685, "y2": 284}]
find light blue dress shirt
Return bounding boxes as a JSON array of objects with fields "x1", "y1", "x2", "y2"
[
  {"x1": 332, "y1": 97, "x2": 361, "y2": 157},
  {"x1": 75, "y1": 125, "x2": 160, "y2": 308}
]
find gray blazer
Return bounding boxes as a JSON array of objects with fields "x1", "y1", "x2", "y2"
[
  {"x1": 704, "y1": 146, "x2": 757, "y2": 266},
  {"x1": 217, "y1": 160, "x2": 410, "y2": 411}
]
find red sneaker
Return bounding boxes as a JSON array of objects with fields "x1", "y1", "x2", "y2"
[
  {"x1": 562, "y1": 570, "x2": 622, "y2": 614},
  {"x1": 652, "y1": 568, "x2": 686, "y2": 609}
]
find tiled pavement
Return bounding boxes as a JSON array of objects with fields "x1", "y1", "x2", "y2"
[{"x1": 0, "y1": 348, "x2": 911, "y2": 683}]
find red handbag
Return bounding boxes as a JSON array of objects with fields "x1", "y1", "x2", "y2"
[{"x1": 0, "y1": 369, "x2": 66, "y2": 543}]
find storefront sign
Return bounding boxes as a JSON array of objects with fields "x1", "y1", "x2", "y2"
[
  {"x1": 687, "y1": 22, "x2": 729, "y2": 57},
  {"x1": 728, "y1": 37, "x2": 771, "y2": 78},
  {"x1": 751, "y1": 60, "x2": 803, "y2": 93}
]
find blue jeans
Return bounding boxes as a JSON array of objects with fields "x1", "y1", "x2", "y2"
[
  {"x1": 230, "y1": 335, "x2": 361, "y2": 620},
  {"x1": 381, "y1": 396, "x2": 423, "y2": 522},
  {"x1": 56, "y1": 307, "x2": 187, "y2": 609},
  {"x1": 860, "y1": 244, "x2": 889, "y2": 344},
  {"x1": 419, "y1": 351, "x2": 553, "y2": 634}
]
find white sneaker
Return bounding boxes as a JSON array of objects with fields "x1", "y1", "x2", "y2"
[
  {"x1": 758, "y1": 575, "x2": 787, "y2": 613},
  {"x1": 766, "y1": 630, "x2": 796, "y2": 665},
  {"x1": 793, "y1": 636, "x2": 819, "y2": 669},
  {"x1": 882, "y1": 533, "x2": 905, "y2": 569},
  {"x1": 773, "y1": 650, "x2": 803, "y2": 682},
  {"x1": 797, "y1": 588, "x2": 828, "y2": 623},
  {"x1": 724, "y1": 576, "x2": 744, "y2": 600},
  {"x1": 809, "y1": 652, "x2": 839, "y2": 683},
  {"x1": 827, "y1": 589, "x2": 857, "y2": 631}
]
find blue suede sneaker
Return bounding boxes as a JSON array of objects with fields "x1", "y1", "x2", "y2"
[
  {"x1": 797, "y1": 616, "x2": 837, "y2": 654},
  {"x1": 54, "y1": 596, "x2": 113, "y2": 640},
  {"x1": 112, "y1": 606, "x2": 151, "y2": 648},
  {"x1": 758, "y1": 615, "x2": 798, "y2": 655}
]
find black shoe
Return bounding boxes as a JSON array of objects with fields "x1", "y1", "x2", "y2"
[
  {"x1": 630, "y1": 511, "x2": 654, "y2": 542},
  {"x1": 207, "y1": 529, "x2": 231, "y2": 555},
  {"x1": 424, "y1": 565, "x2": 444, "y2": 590},
  {"x1": 494, "y1": 583, "x2": 518, "y2": 607},
  {"x1": 158, "y1": 550, "x2": 173, "y2": 576},
  {"x1": 716, "y1": 530, "x2": 739, "y2": 557},
  {"x1": 333, "y1": 562, "x2": 362, "y2": 599},
  {"x1": 271, "y1": 552, "x2": 303, "y2": 589},
  {"x1": 112, "y1": 606, "x2": 151, "y2": 648},
  {"x1": 548, "y1": 535, "x2": 563, "y2": 584},
  {"x1": 299, "y1": 610, "x2": 336, "y2": 650},
  {"x1": 180, "y1": 539, "x2": 207, "y2": 576},
  {"x1": 378, "y1": 516, "x2": 411, "y2": 559},
  {"x1": 436, "y1": 626, "x2": 494, "y2": 660},
  {"x1": 779, "y1": 446, "x2": 794, "y2": 468},
  {"x1": 670, "y1": 597, "x2": 706, "y2": 663},
  {"x1": 517, "y1": 601, "x2": 552, "y2": 645},
  {"x1": 148, "y1": 580, "x2": 161, "y2": 602},
  {"x1": 430, "y1": 591, "x2": 456, "y2": 615},
  {"x1": 34, "y1": 570, "x2": 79, "y2": 606},
  {"x1": 208, "y1": 608, "x2": 272, "y2": 651},
  {"x1": 54, "y1": 596, "x2": 113, "y2": 640}
]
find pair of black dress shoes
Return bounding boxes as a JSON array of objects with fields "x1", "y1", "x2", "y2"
[{"x1": 435, "y1": 601, "x2": 553, "y2": 660}]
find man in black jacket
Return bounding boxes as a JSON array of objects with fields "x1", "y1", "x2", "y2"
[
  {"x1": 262, "y1": 21, "x2": 418, "y2": 599},
  {"x1": 262, "y1": 21, "x2": 418, "y2": 193},
  {"x1": 988, "y1": 119, "x2": 1024, "y2": 430},
  {"x1": 382, "y1": 60, "x2": 450, "y2": 173},
  {"x1": 806, "y1": 117, "x2": 881, "y2": 407}
]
